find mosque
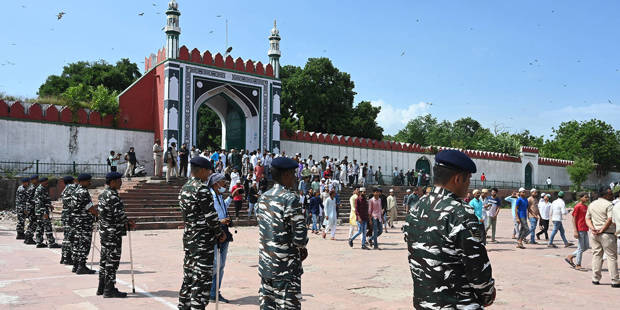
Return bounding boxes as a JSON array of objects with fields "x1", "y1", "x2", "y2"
[{"x1": 118, "y1": 0, "x2": 283, "y2": 153}]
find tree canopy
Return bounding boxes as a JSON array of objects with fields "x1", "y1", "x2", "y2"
[
  {"x1": 280, "y1": 58, "x2": 383, "y2": 139},
  {"x1": 38, "y1": 58, "x2": 141, "y2": 97}
]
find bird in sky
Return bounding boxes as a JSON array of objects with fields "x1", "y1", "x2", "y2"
[
  {"x1": 57, "y1": 12, "x2": 66, "y2": 20},
  {"x1": 152, "y1": 3, "x2": 157, "y2": 6},
  {"x1": 216, "y1": 15, "x2": 222, "y2": 17},
  {"x1": 323, "y1": 49, "x2": 327, "y2": 53},
  {"x1": 226, "y1": 46, "x2": 233, "y2": 54},
  {"x1": 609, "y1": 99, "x2": 613, "y2": 104},
  {"x1": 209, "y1": 30, "x2": 214, "y2": 34},
  {"x1": 401, "y1": 51, "x2": 405, "y2": 56},
  {"x1": 138, "y1": 12, "x2": 145, "y2": 16}
]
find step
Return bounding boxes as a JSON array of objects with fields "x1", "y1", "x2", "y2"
[
  {"x1": 135, "y1": 221, "x2": 184, "y2": 230},
  {"x1": 133, "y1": 215, "x2": 183, "y2": 223}
]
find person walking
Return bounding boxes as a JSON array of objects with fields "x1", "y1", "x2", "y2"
[
  {"x1": 480, "y1": 173, "x2": 486, "y2": 187},
  {"x1": 505, "y1": 191, "x2": 519, "y2": 239},
  {"x1": 231, "y1": 180, "x2": 244, "y2": 219},
  {"x1": 179, "y1": 143, "x2": 189, "y2": 178},
  {"x1": 548, "y1": 191, "x2": 574, "y2": 248},
  {"x1": 387, "y1": 189, "x2": 398, "y2": 228},
  {"x1": 348, "y1": 187, "x2": 369, "y2": 249},
  {"x1": 123, "y1": 147, "x2": 138, "y2": 178},
  {"x1": 586, "y1": 187, "x2": 619, "y2": 287},
  {"x1": 486, "y1": 188, "x2": 501, "y2": 242},
  {"x1": 247, "y1": 182, "x2": 259, "y2": 218},
  {"x1": 565, "y1": 192, "x2": 590, "y2": 270},
  {"x1": 515, "y1": 188, "x2": 530, "y2": 249},
  {"x1": 177, "y1": 157, "x2": 226, "y2": 310},
  {"x1": 348, "y1": 188, "x2": 359, "y2": 239},
  {"x1": 164, "y1": 146, "x2": 177, "y2": 183},
  {"x1": 537, "y1": 193, "x2": 552, "y2": 240},
  {"x1": 322, "y1": 190, "x2": 337, "y2": 240},
  {"x1": 369, "y1": 188, "x2": 384, "y2": 250},
  {"x1": 256, "y1": 157, "x2": 308, "y2": 309},
  {"x1": 153, "y1": 139, "x2": 163, "y2": 177},
  {"x1": 308, "y1": 192, "x2": 323, "y2": 234},
  {"x1": 528, "y1": 189, "x2": 540, "y2": 244},
  {"x1": 403, "y1": 150, "x2": 495, "y2": 309},
  {"x1": 469, "y1": 190, "x2": 485, "y2": 226}
]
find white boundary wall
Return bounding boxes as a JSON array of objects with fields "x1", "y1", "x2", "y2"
[
  {"x1": 0, "y1": 119, "x2": 155, "y2": 174},
  {"x1": 281, "y1": 140, "x2": 620, "y2": 187}
]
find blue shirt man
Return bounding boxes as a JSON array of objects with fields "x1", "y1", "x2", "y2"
[{"x1": 209, "y1": 173, "x2": 231, "y2": 303}]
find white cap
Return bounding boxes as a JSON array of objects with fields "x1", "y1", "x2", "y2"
[
  {"x1": 406, "y1": 189, "x2": 411, "y2": 192},
  {"x1": 518, "y1": 187, "x2": 526, "y2": 192},
  {"x1": 389, "y1": 189, "x2": 394, "y2": 192},
  {"x1": 472, "y1": 189, "x2": 480, "y2": 195},
  {"x1": 360, "y1": 187, "x2": 366, "y2": 192},
  {"x1": 530, "y1": 188, "x2": 537, "y2": 193}
]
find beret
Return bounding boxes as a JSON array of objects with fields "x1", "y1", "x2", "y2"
[
  {"x1": 38, "y1": 177, "x2": 48, "y2": 182},
  {"x1": 21, "y1": 177, "x2": 31, "y2": 183},
  {"x1": 435, "y1": 150, "x2": 477, "y2": 173},
  {"x1": 190, "y1": 156, "x2": 214, "y2": 170},
  {"x1": 30, "y1": 175, "x2": 39, "y2": 180},
  {"x1": 77, "y1": 173, "x2": 92, "y2": 181},
  {"x1": 271, "y1": 157, "x2": 298, "y2": 170},
  {"x1": 208, "y1": 173, "x2": 226, "y2": 186},
  {"x1": 106, "y1": 171, "x2": 123, "y2": 181},
  {"x1": 63, "y1": 176, "x2": 74, "y2": 183}
]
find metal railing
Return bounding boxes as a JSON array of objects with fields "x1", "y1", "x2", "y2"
[{"x1": 0, "y1": 161, "x2": 109, "y2": 177}]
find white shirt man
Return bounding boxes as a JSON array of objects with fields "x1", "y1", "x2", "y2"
[
  {"x1": 250, "y1": 152, "x2": 258, "y2": 168},
  {"x1": 549, "y1": 198, "x2": 567, "y2": 222}
]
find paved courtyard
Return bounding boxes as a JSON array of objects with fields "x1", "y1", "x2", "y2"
[{"x1": 1, "y1": 211, "x2": 619, "y2": 310}]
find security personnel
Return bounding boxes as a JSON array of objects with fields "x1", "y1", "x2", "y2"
[
  {"x1": 60, "y1": 176, "x2": 77, "y2": 265},
  {"x1": 23, "y1": 175, "x2": 40, "y2": 245},
  {"x1": 178, "y1": 157, "x2": 226, "y2": 310},
  {"x1": 256, "y1": 156, "x2": 308, "y2": 310},
  {"x1": 71, "y1": 173, "x2": 98, "y2": 274},
  {"x1": 97, "y1": 171, "x2": 135, "y2": 298},
  {"x1": 34, "y1": 177, "x2": 61, "y2": 248},
  {"x1": 403, "y1": 150, "x2": 495, "y2": 309},
  {"x1": 15, "y1": 177, "x2": 30, "y2": 240}
]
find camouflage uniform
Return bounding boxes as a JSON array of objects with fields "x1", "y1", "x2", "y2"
[
  {"x1": 15, "y1": 184, "x2": 28, "y2": 237},
  {"x1": 24, "y1": 184, "x2": 38, "y2": 241},
  {"x1": 61, "y1": 184, "x2": 77, "y2": 262},
  {"x1": 34, "y1": 184, "x2": 56, "y2": 245},
  {"x1": 257, "y1": 183, "x2": 308, "y2": 310},
  {"x1": 403, "y1": 186, "x2": 495, "y2": 309},
  {"x1": 71, "y1": 184, "x2": 96, "y2": 266},
  {"x1": 98, "y1": 187, "x2": 128, "y2": 286},
  {"x1": 178, "y1": 177, "x2": 224, "y2": 310}
]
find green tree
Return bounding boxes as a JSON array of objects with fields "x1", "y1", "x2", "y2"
[
  {"x1": 541, "y1": 119, "x2": 620, "y2": 173},
  {"x1": 393, "y1": 114, "x2": 438, "y2": 145},
  {"x1": 90, "y1": 85, "x2": 119, "y2": 116},
  {"x1": 196, "y1": 105, "x2": 222, "y2": 151},
  {"x1": 38, "y1": 58, "x2": 141, "y2": 97},
  {"x1": 279, "y1": 58, "x2": 383, "y2": 138},
  {"x1": 346, "y1": 101, "x2": 383, "y2": 140},
  {"x1": 61, "y1": 84, "x2": 90, "y2": 111},
  {"x1": 566, "y1": 157, "x2": 596, "y2": 191}
]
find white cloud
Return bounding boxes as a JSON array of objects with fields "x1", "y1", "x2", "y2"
[{"x1": 370, "y1": 99, "x2": 431, "y2": 135}]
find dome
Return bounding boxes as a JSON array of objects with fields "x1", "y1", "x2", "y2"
[{"x1": 168, "y1": 0, "x2": 178, "y2": 10}]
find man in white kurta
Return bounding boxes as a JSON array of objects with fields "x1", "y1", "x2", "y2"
[
  {"x1": 387, "y1": 189, "x2": 398, "y2": 228},
  {"x1": 323, "y1": 191, "x2": 338, "y2": 240}
]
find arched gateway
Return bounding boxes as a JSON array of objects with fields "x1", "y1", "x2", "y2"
[{"x1": 118, "y1": 0, "x2": 282, "y2": 153}]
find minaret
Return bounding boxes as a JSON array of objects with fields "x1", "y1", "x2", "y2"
[
  {"x1": 268, "y1": 20, "x2": 281, "y2": 79},
  {"x1": 165, "y1": 0, "x2": 181, "y2": 59}
]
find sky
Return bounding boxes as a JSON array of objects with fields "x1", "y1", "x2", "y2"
[{"x1": 1, "y1": 0, "x2": 619, "y2": 138}]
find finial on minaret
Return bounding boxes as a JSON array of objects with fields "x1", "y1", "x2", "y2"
[
  {"x1": 165, "y1": 0, "x2": 181, "y2": 59},
  {"x1": 268, "y1": 19, "x2": 281, "y2": 78}
]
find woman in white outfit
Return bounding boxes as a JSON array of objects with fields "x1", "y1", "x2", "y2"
[{"x1": 323, "y1": 190, "x2": 338, "y2": 240}]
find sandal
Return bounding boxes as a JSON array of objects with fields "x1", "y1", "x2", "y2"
[{"x1": 564, "y1": 258, "x2": 576, "y2": 268}]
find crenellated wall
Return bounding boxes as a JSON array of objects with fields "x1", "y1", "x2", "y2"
[
  {"x1": 0, "y1": 100, "x2": 115, "y2": 127},
  {"x1": 144, "y1": 45, "x2": 274, "y2": 77},
  {"x1": 280, "y1": 130, "x2": 619, "y2": 187}
]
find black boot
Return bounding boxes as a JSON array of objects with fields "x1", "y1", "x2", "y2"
[
  {"x1": 64, "y1": 257, "x2": 73, "y2": 265},
  {"x1": 76, "y1": 263, "x2": 96, "y2": 275},
  {"x1": 96, "y1": 277, "x2": 105, "y2": 296},
  {"x1": 72, "y1": 262, "x2": 79, "y2": 273},
  {"x1": 16, "y1": 232, "x2": 25, "y2": 240},
  {"x1": 103, "y1": 281, "x2": 127, "y2": 298},
  {"x1": 48, "y1": 243, "x2": 61, "y2": 249},
  {"x1": 24, "y1": 236, "x2": 36, "y2": 244},
  {"x1": 60, "y1": 256, "x2": 65, "y2": 264},
  {"x1": 36, "y1": 243, "x2": 47, "y2": 248}
]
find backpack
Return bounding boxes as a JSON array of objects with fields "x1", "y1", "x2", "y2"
[
  {"x1": 106, "y1": 157, "x2": 111, "y2": 166},
  {"x1": 124, "y1": 153, "x2": 129, "y2": 161}
]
